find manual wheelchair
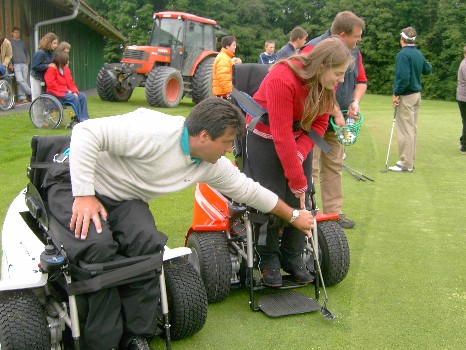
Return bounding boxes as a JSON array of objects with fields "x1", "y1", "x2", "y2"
[
  {"x1": 0, "y1": 72, "x2": 15, "y2": 111},
  {"x1": 0, "y1": 135, "x2": 208, "y2": 349},
  {"x1": 29, "y1": 93, "x2": 80, "y2": 129}
]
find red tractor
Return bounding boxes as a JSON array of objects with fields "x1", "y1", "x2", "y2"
[{"x1": 96, "y1": 11, "x2": 219, "y2": 107}]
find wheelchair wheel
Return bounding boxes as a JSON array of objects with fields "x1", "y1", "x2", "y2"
[
  {"x1": 30, "y1": 94, "x2": 63, "y2": 129},
  {"x1": 305, "y1": 220, "x2": 350, "y2": 286},
  {"x1": 0, "y1": 289, "x2": 51, "y2": 349},
  {"x1": 162, "y1": 257, "x2": 208, "y2": 340},
  {"x1": 187, "y1": 231, "x2": 232, "y2": 303},
  {"x1": 0, "y1": 80, "x2": 14, "y2": 111}
]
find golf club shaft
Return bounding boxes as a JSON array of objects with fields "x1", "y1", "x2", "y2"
[
  {"x1": 344, "y1": 164, "x2": 374, "y2": 181},
  {"x1": 343, "y1": 164, "x2": 365, "y2": 181},
  {"x1": 384, "y1": 106, "x2": 398, "y2": 169},
  {"x1": 311, "y1": 219, "x2": 330, "y2": 303}
]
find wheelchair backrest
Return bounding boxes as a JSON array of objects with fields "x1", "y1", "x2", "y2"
[
  {"x1": 28, "y1": 135, "x2": 71, "y2": 197},
  {"x1": 232, "y1": 63, "x2": 270, "y2": 97}
]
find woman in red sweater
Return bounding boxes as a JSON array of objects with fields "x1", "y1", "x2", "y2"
[
  {"x1": 44, "y1": 50, "x2": 89, "y2": 122},
  {"x1": 244, "y1": 37, "x2": 353, "y2": 287}
]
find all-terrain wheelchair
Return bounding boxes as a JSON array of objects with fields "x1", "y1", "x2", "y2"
[
  {"x1": 0, "y1": 72, "x2": 15, "y2": 111},
  {"x1": 185, "y1": 64, "x2": 350, "y2": 319},
  {"x1": 29, "y1": 93, "x2": 80, "y2": 129},
  {"x1": 0, "y1": 135, "x2": 208, "y2": 349}
]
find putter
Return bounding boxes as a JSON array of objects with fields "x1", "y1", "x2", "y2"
[
  {"x1": 310, "y1": 219, "x2": 336, "y2": 320},
  {"x1": 380, "y1": 105, "x2": 398, "y2": 173}
]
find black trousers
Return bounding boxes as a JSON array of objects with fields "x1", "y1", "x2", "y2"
[
  {"x1": 243, "y1": 131, "x2": 311, "y2": 269},
  {"x1": 47, "y1": 183, "x2": 167, "y2": 349},
  {"x1": 458, "y1": 100, "x2": 466, "y2": 149}
]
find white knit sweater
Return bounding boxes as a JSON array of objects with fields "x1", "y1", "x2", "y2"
[{"x1": 69, "y1": 108, "x2": 278, "y2": 213}]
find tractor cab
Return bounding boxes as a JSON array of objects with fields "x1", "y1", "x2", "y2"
[
  {"x1": 148, "y1": 11, "x2": 217, "y2": 76},
  {"x1": 98, "y1": 11, "x2": 219, "y2": 107}
]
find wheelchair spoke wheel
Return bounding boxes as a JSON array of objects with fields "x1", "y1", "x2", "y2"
[
  {"x1": 30, "y1": 95, "x2": 63, "y2": 129},
  {"x1": 0, "y1": 80, "x2": 14, "y2": 111}
]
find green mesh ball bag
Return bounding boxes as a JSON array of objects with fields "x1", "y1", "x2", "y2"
[{"x1": 330, "y1": 110, "x2": 364, "y2": 146}]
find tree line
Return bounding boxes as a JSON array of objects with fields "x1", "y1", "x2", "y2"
[{"x1": 86, "y1": 0, "x2": 466, "y2": 101}]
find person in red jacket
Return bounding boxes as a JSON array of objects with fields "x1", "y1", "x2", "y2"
[
  {"x1": 244, "y1": 37, "x2": 354, "y2": 287},
  {"x1": 44, "y1": 50, "x2": 89, "y2": 122}
]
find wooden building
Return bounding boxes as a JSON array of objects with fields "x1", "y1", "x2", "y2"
[{"x1": 0, "y1": 0, "x2": 125, "y2": 90}]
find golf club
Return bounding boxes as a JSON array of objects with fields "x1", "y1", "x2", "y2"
[
  {"x1": 380, "y1": 105, "x2": 398, "y2": 173},
  {"x1": 344, "y1": 163, "x2": 375, "y2": 181},
  {"x1": 343, "y1": 164, "x2": 365, "y2": 181},
  {"x1": 310, "y1": 219, "x2": 336, "y2": 320}
]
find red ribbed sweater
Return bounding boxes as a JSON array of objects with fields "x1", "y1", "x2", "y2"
[{"x1": 247, "y1": 61, "x2": 329, "y2": 193}]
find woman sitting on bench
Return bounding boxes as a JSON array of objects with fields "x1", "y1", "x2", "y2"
[{"x1": 44, "y1": 50, "x2": 89, "y2": 122}]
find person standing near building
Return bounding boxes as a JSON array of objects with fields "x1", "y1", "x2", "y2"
[
  {"x1": 57, "y1": 41, "x2": 71, "y2": 54},
  {"x1": 389, "y1": 27, "x2": 432, "y2": 172},
  {"x1": 0, "y1": 32, "x2": 13, "y2": 77},
  {"x1": 275, "y1": 27, "x2": 308, "y2": 60},
  {"x1": 456, "y1": 45, "x2": 466, "y2": 155},
  {"x1": 30, "y1": 32, "x2": 58, "y2": 101},
  {"x1": 9, "y1": 27, "x2": 31, "y2": 104},
  {"x1": 258, "y1": 40, "x2": 277, "y2": 64},
  {"x1": 212, "y1": 35, "x2": 238, "y2": 99},
  {"x1": 302, "y1": 11, "x2": 367, "y2": 229}
]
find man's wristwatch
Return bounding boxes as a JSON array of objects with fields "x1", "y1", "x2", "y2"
[{"x1": 289, "y1": 209, "x2": 300, "y2": 223}]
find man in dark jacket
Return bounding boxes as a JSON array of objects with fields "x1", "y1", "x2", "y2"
[
  {"x1": 302, "y1": 11, "x2": 367, "y2": 229},
  {"x1": 276, "y1": 27, "x2": 308, "y2": 60},
  {"x1": 389, "y1": 27, "x2": 432, "y2": 172}
]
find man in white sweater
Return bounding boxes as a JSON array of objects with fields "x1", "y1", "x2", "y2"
[{"x1": 47, "y1": 97, "x2": 315, "y2": 350}]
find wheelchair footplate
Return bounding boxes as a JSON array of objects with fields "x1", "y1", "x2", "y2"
[{"x1": 258, "y1": 291, "x2": 321, "y2": 317}]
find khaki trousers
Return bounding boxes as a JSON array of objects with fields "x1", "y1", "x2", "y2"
[
  {"x1": 396, "y1": 93, "x2": 421, "y2": 169},
  {"x1": 312, "y1": 132, "x2": 344, "y2": 214}
]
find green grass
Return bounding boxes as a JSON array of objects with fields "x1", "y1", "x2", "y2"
[{"x1": 1, "y1": 90, "x2": 465, "y2": 349}]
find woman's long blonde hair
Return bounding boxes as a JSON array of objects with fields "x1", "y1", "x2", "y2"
[{"x1": 285, "y1": 36, "x2": 354, "y2": 130}]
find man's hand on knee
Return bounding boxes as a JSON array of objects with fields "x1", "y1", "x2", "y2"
[{"x1": 70, "y1": 196, "x2": 108, "y2": 239}]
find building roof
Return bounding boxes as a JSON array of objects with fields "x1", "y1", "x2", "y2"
[{"x1": 47, "y1": 0, "x2": 126, "y2": 42}]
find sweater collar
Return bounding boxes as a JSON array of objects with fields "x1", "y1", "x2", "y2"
[{"x1": 181, "y1": 126, "x2": 202, "y2": 164}]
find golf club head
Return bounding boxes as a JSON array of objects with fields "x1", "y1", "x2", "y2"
[
  {"x1": 380, "y1": 169, "x2": 389, "y2": 173},
  {"x1": 321, "y1": 306, "x2": 336, "y2": 320}
]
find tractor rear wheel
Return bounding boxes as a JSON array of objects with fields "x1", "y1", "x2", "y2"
[
  {"x1": 191, "y1": 57, "x2": 214, "y2": 104},
  {"x1": 96, "y1": 63, "x2": 133, "y2": 102},
  {"x1": 146, "y1": 66, "x2": 183, "y2": 108}
]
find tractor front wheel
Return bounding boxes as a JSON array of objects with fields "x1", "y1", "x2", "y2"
[
  {"x1": 146, "y1": 67, "x2": 183, "y2": 108},
  {"x1": 191, "y1": 57, "x2": 214, "y2": 104},
  {"x1": 96, "y1": 63, "x2": 133, "y2": 102}
]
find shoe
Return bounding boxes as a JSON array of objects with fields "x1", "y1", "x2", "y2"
[
  {"x1": 396, "y1": 161, "x2": 415, "y2": 170},
  {"x1": 337, "y1": 213, "x2": 355, "y2": 229},
  {"x1": 282, "y1": 260, "x2": 314, "y2": 285},
  {"x1": 125, "y1": 336, "x2": 151, "y2": 350},
  {"x1": 261, "y1": 267, "x2": 282, "y2": 287},
  {"x1": 461, "y1": 147, "x2": 466, "y2": 155},
  {"x1": 388, "y1": 164, "x2": 413, "y2": 172},
  {"x1": 15, "y1": 99, "x2": 28, "y2": 105}
]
